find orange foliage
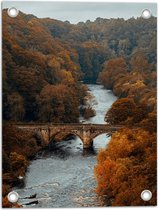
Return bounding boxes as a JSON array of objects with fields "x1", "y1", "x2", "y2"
[
  {"x1": 2, "y1": 9, "x2": 84, "y2": 122},
  {"x1": 94, "y1": 128, "x2": 156, "y2": 206},
  {"x1": 105, "y1": 98, "x2": 136, "y2": 125},
  {"x1": 99, "y1": 57, "x2": 127, "y2": 89}
]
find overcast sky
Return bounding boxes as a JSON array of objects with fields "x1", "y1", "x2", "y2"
[{"x1": 2, "y1": 1, "x2": 157, "y2": 23}]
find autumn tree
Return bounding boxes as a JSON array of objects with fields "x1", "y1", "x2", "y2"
[
  {"x1": 94, "y1": 128, "x2": 156, "y2": 206},
  {"x1": 130, "y1": 53, "x2": 151, "y2": 73},
  {"x1": 99, "y1": 57, "x2": 127, "y2": 89},
  {"x1": 105, "y1": 98, "x2": 136, "y2": 125},
  {"x1": 36, "y1": 84, "x2": 80, "y2": 122}
]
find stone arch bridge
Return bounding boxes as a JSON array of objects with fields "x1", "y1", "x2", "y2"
[{"x1": 16, "y1": 123, "x2": 122, "y2": 149}]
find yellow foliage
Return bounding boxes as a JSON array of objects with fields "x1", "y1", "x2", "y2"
[{"x1": 59, "y1": 69, "x2": 75, "y2": 84}]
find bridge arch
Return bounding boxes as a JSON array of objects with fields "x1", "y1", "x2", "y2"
[
  {"x1": 91, "y1": 132, "x2": 111, "y2": 150},
  {"x1": 90, "y1": 131, "x2": 110, "y2": 140},
  {"x1": 50, "y1": 131, "x2": 84, "y2": 144}
]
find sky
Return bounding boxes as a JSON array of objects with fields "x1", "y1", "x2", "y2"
[{"x1": 2, "y1": 1, "x2": 157, "y2": 24}]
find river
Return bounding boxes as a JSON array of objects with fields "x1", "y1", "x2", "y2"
[{"x1": 14, "y1": 84, "x2": 117, "y2": 208}]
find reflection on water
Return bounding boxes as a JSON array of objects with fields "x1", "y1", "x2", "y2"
[{"x1": 14, "y1": 85, "x2": 117, "y2": 208}]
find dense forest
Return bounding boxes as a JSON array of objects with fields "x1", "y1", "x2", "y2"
[{"x1": 2, "y1": 9, "x2": 157, "y2": 207}]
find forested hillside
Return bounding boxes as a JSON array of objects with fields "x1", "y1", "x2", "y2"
[
  {"x1": 3, "y1": 10, "x2": 156, "y2": 123},
  {"x1": 2, "y1": 9, "x2": 157, "y2": 207},
  {"x1": 3, "y1": 10, "x2": 86, "y2": 123},
  {"x1": 43, "y1": 16, "x2": 156, "y2": 82}
]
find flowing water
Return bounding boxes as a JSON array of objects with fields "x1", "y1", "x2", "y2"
[{"x1": 14, "y1": 84, "x2": 117, "y2": 208}]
